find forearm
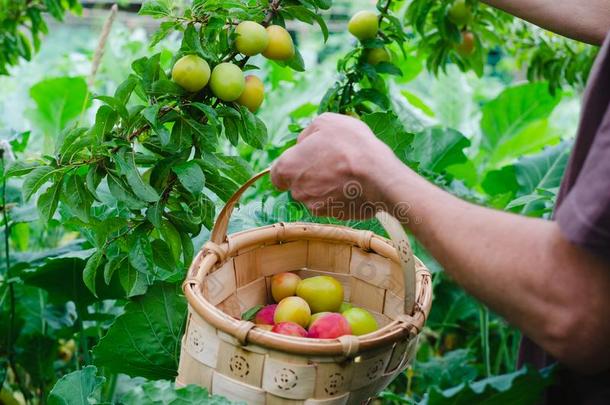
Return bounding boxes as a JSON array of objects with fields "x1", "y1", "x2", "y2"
[
  {"x1": 482, "y1": 0, "x2": 610, "y2": 45},
  {"x1": 376, "y1": 163, "x2": 610, "y2": 371}
]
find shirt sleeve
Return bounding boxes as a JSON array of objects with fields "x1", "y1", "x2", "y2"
[{"x1": 556, "y1": 103, "x2": 610, "y2": 260}]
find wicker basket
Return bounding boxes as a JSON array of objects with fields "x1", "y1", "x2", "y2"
[{"x1": 178, "y1": 169, "x2": 432, "y2": 405}]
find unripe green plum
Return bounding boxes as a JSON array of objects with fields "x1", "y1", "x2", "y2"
[
  {"x1": 235, "y1": 21, "x2": 269, "y2": 56},
  {"x1": 262, "y1": 25, "x2": 295, "y2": 61},
  {"x1": 171, "y1": 54, "x2": 211, "y2": 92},
  {"x1": 366, "y1": 47, "x2": 391, "y2": 65},
  {"x1": 209, "y1": 62, "x2": 245, "y2": 102},
  {"x1": 274, "y1": 296, "x2": 311, "y2": 327},
  {"x1": 272, "y1": 322, "x2": 307, "y2": 337},
  {"x1": 456, "y1": 31, "x2": 476, "y2": 56},
  {"x1": 348, "y1": 11, "x2": 379, "y2": 41},
  {"x1": 307, "y1": 313, "x2": 351, "y2": 339},
  {"x1": 342, "y1": 307, "x2": 378, "y2": 336},
  {"x1": 236, "y1": 75, "x2": 265, "y2": 112},
  {"x1": 296, "y1": 276, "x2": 344, "y2": 313},
  {"x1": 308, "y1": 312, "x2": 331, "y2": 328},
  {"x1": 339, "y1": 302, "x2": 353, "y2": 313},
  {"x1": 448, "y1": 0, "x2": 473, "y2": 26}
]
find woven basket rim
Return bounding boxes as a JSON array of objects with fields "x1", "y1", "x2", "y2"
[{"x1": 183, "y1": 221, "x2": 432, "y2": 357}]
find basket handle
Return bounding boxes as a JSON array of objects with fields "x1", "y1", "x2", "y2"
[{"x1": 209, "y1": 168, "x2": 417, "y2": 314}]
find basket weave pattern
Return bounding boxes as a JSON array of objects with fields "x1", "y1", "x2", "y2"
[{"x1": 178, "y1": 171, "x2": 432, "y2": 405}]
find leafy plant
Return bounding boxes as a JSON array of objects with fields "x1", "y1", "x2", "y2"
[{"x1": 0, "y1": 0, "x2": 81, "y2": 74}]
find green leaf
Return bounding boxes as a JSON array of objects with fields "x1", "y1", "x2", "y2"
[
  {"x1": 180, "y1": 230, "x2": 194, "y2": 265},
  {"x1": 238, "y1": 106, "x2": 267, "y2": 148},
  {"x1": 150, "y1": 21, "x2": 180, "y2": 48},
  {"x1": 414, "y1": 350, "x2": 478, "y2": 392},
  {"x1": 115, "y1": 76, "x2": 138, "y2": 104},
  {"x1": 48, "y1": 366, "x2": 105, "y2": 405},
  {"x1": 481, "y1": 166, "x2": 518, "y2": 197},
  {"x1": 407, "y1": 127, "x2": 471, "y2": 173},
  {"x1": 151, "y1": 239, "x2": 176, "y2": 271},
  {"x1": 151, "y1": 79, "x2": 186, "y2": 97},
  {"x1": 172, "y1": 161, "x2": 205, "y2": 195},
  {"x1": 129, "y1": 233, "x2": 154, "y2": 274},
  {"x1": 170, "y1": 118, "x2": 194, "y2": 151},
  {"x1": 26, "y1": 77, "x2": 90, "y2": 137},
  {"x1": 421, "y1": 365, "x2": 555, "y2": 405},
  {"x1": 160, "y1": 220, "x2": 182, "y2": 264},
  {"x1": 362, "y1": 112, "x2": 414, "y2": 163},
  {"x1": 58, "y1": 127, "x2": 92, "y2": 163},
  {"x1": 83, "y1": 250, "x2": 104, "y2": 297},
  {"x1": 241, "y1": 305, "x2": 263, "y2": 321},
  {"x1": 23, "y1": 166, "x2": 61, "y2": 200},
  {"x1": 107, "y1": 172, "x2": 147, "y2": 209},
  {"x1": 184, "y1": 119, "x2": 217, "y2": 150},
  {"x1": 115, "y1": 150, "x2": 160, "y2": 202},
  {"x1": 142, "y1": 104, "x2": 171, "y2": 145},
  {"x1": 95, "y1": 95, "x2": 129, "y2": 121},
  {"x1": 480, "y1": 83, "x2": 561, "y2": 153},
  {"x1": 223, "y1": 116, "x2": 239, "y2": 146},
  {"x1": 119, "y1": 260, "x2": 151, "y2": 297},
  {"x1": 353, "y1": 88, "x2": 389, "y2": 109},
  {"x1": 21, "y1": 257, "x2": 97, "y2": 308},
  {"x1": 514, "y1": 141, "x2": 572, "y2": 195},
  {"x1": 6, "y1": 161, "x2": 40, "y2": 178},
  {"x1": 91, "y1": 105, "x2": 118, "y2": 142},
  {"x1": 374, "y1": 62, "x2": 402, "y2": 76},
  {"x1": 15, "y1": 334, "x2": 57, "y2": 387},
  {"x1": 121, "y1": 380, "x2": 234, "y2": 404},
  {"x1": 92, "y1": 282, "x2": 187, "y2": 380},
  {"x1": 139, "y1": 0, "x2": 173, "y2": 18},
  {"x1": 62, "y1": 174, "x2": 94, "y2": 222},
  {"x1": 37, "y1": 177, "x2": 63, "y2": 222}
]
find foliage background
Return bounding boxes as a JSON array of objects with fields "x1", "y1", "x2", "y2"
[{"x1": 0, "y1": 0, "x2": 596, "y2": 403}]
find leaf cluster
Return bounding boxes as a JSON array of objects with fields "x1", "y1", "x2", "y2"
[{"x1": 0, "y1": 0, "x2": 81, "y2": 74}]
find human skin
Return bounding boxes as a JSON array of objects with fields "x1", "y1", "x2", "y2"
[
  {"x1": 271, "y1": 112, "x2": 610, "y2": 373},
  {"x1": 481, "y1": 0, "x2": 610, "y2": 45}
]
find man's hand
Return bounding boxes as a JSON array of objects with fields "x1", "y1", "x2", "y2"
[
  {"x1": 271, "y1": 113, "x2": 404, "y2": 219},
  {"x1": 271, "y1": 113, "x2": 610, "y2": 372}
]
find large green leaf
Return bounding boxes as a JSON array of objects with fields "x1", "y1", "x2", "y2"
[
  {"x1": 121, "y1": 380, "x2": 236, "y2": 404},
  {"x1": 26, "y1": 77, "x2": 91, "y2": 139},
  {"x1": 514, "y1": 141, "x2": 572, "y2": 195},
  {"x1": 20, "y1": 256, "x2": 122, "y2": 308},
  {"x1": 172, "y1": 161, "x2": 205, "y2": 195},
  {"x1": 421, "y1": 365, "x2": 555, "y2": 405},
  {"x1": 413, "y1": 350, "x2": 478, "y2": 393},
  {"x1": 361, "y1": 111, "x2": 414, "y2": 163},
  {"x1": 480, "y1": 83, "x2": 561, "y2": 155},
  {"x1": 15, "y1": 333, "x2": 57, "y2": 387},
  {"x1": 47, "y1": 366, "x2": 105, "y2": 405},
  {"x1": 20, "y1": 257, "x2": 97, "y2": 307},
  {"x1": 92, "y1": 282, "x2": 187, "y2": 380},
  {"x1": 487, "y1": 119, "x2": 561, "y2": 169},
  {"x1": 407, "y1": 127, "x2": 470, "y2": 173}
]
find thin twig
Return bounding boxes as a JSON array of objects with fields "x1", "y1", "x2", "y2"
[{"x1": 88, "y1": 4, "x2": 119, "y2": 87}]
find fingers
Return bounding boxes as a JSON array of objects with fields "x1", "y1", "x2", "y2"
[
  {"x1": 270, "y1": 159, "x2": 291, "y2": 191},
  {"x1": 297, "y1": 112, "x2": 340, "y2": 143},
  {"x1": 297, "y1": 124, "x2": 318, "y2": 143},
  {"x1": 270, "y1": 144, "x2": 303, "y2": 191}
]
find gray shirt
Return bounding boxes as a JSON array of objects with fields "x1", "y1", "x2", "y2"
[{"x1": 519, "y1": 31, "x2": 610, "y2": 404}]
